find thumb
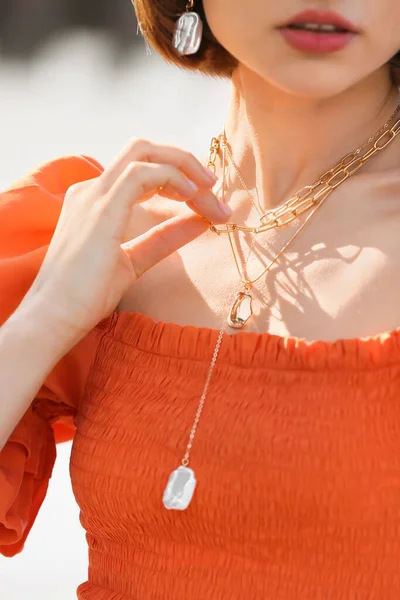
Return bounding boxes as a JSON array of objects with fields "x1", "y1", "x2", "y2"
[{"x1": 121, "y1": 212, "x2": 210, "y2": 279}]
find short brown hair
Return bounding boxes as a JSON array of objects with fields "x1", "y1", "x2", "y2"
[
  {"x1": 134, "y1": 1, "x2": 400, "y2": 80},
  {"x1": 133, "y1": 0, "x2": 236, "y2": 77}
]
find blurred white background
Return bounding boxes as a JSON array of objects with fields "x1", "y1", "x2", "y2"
[{"x1": 0, "y1": 30, "x2": 230, "y2": 599}]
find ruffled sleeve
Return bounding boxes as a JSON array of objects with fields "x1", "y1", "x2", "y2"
[{"x1": 0, "y1": 155, "x2": 104, "y2": 557}]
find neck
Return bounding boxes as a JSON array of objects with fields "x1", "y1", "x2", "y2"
[{"x1": 222, "y1": 66, "x2": 398, "y2": 213}]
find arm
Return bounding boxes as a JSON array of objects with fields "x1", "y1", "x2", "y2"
[{"x1": 0, "y1": 293, "x2": 78, "y2": 452}]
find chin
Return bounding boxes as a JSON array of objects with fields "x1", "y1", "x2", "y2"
[
  {"x1": 268, "y1": 76, "x2": 357, "y2": 100},
  {"x1": 249, "y1": 61, "x2": 369, "y2": 100}
]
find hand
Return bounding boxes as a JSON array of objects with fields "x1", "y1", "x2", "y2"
[{"x1": 28, "y1": 138, "x2": 232, "y2": 341}]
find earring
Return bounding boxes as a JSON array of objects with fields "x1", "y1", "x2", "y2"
[{"x1": 172, "y1": 0, "x2": 203, "y2": 56}]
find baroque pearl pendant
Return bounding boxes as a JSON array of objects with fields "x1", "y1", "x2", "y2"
[{"x1": 163, "y1": 466, "x2": 197, "y2": 510}]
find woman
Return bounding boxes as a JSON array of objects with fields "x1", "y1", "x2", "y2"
[{"x1": 1, "y1": 0, "x2": 400, "y2": 597}]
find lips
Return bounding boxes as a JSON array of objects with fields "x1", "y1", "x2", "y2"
[
  {"x1": 277, "y1": 9, "x2": 358, "y2": 54},
  {"x1": 279, "y1": 9, "x2": 359, "y2": 34}
]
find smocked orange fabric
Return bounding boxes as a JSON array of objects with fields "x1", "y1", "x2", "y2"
[{"x1": 1, "y1": 157, "x2": 400, "y2": 599}]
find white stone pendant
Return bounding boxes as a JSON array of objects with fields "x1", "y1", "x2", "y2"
[
  {"x1": 163, "y1": 466, "x2": 197, "y2": 510},
  {"x1": 228, "y1": 291, "x2": 253, "y2": 329},
  {"x1": 173, "y1": 12, "x2": 203, "y2": 56}
]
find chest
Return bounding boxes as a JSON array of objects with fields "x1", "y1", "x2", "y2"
[
  {"x1": 69, "y1": 333, "x2": 400, "y2": 557},
  {"x1": 119, "y1": 183, "x2": 400, "y2": 341}
]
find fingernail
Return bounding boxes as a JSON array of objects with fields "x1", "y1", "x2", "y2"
[{"x1": 203, "y1": 165, "x2": 218, "y2": 183}]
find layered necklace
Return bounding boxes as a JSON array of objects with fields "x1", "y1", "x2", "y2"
[
  {"x1": 208, "y1": 94, "x2": 400, "y2": 329},
  {"x1": 162, "y1": 89, "x2": 400, "y2": 511}
]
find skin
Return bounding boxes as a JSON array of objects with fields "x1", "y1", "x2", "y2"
[
  {"x1": 117, "y1": 1, "x2": 400, "y2": 340},
  {"x1": 202, "y1": 0, "x2": 400, "y2": 203},
  {"x1": 33, "y1": 1, "x2": 400, "y2": 343}
]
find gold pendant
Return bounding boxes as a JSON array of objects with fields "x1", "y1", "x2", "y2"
[{"x1": 227, "y1": 290, "x2": 253, "y2": 329}]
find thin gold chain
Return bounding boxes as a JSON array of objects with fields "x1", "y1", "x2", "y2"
[
  {"x1": 181, "y1": 324, "x2": 225, "y2": 467},
  {"x1": 221, "y1": 140, "x2": 264, "y2": 284},
  {"x1": 220, "y1": 133, "x2": 264, "y2": 218},
  {"x1": 228, "y1": 191, "x2": 332, "y2": 289}
]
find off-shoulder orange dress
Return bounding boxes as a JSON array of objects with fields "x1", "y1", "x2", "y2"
[{"x1": 1, "y1": 156, "x2": 400, "y2": 599}]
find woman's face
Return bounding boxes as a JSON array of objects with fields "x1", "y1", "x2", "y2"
[{"x1": 202, "y1": 0, "x2": 400, "y2": 97}]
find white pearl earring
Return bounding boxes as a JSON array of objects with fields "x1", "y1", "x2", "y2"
[{"x1": 172, "y1": 0, "x2": 203, "y2": 56}]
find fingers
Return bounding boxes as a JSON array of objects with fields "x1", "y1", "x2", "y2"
[
  {"x1": 109, "y1": 161, "x2": 232, "y2": 223},
  {"x1": 121, "y1": 212, "x2": 211, "y2": 279},
  {"x1": 99, "y1": 138, "x2": 218, "y2": 193}
]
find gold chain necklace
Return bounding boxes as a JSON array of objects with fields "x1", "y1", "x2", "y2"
[
  {"x1": 208, "y1": 90, "x2": 400, "y2": 236},
  {"x1": 162, "y1": 100, "x2": 400, "y2": 512},
  {"x1": 219, "y1": 85, "x2": 400, "y2": 222},
  {"x1": 213, "y1": 111, "x2": 400, "y2": 328}
]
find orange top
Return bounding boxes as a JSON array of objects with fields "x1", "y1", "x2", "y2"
[{"x1": 2, "y1": 156, "x2": 400, "y2": 599}]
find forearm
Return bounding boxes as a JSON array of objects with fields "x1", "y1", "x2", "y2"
[{"x1": 0, "y1": 294, "x2": 76, "y2": 452}]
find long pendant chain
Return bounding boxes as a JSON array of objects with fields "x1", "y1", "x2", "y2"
[
  {"x1": 162, "y1": 318, "x2": 226, "y2": 511},
  {"x1": 220, "y1": 131, "x2": 264, "y2": 219},
  {"x1": 161, "y1": 198, "x2": 329, "y2": 509},
  {"x1": 162, "y1": 90, "x2": 400, "y2": 511}
]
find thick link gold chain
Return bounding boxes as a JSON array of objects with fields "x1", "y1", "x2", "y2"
[
  {"x1": 215, "y1": 115, "x2": 400, "y2": 287},
  {"x1": 208, "y1": 104, "x2": 400, "y2": 236}
]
